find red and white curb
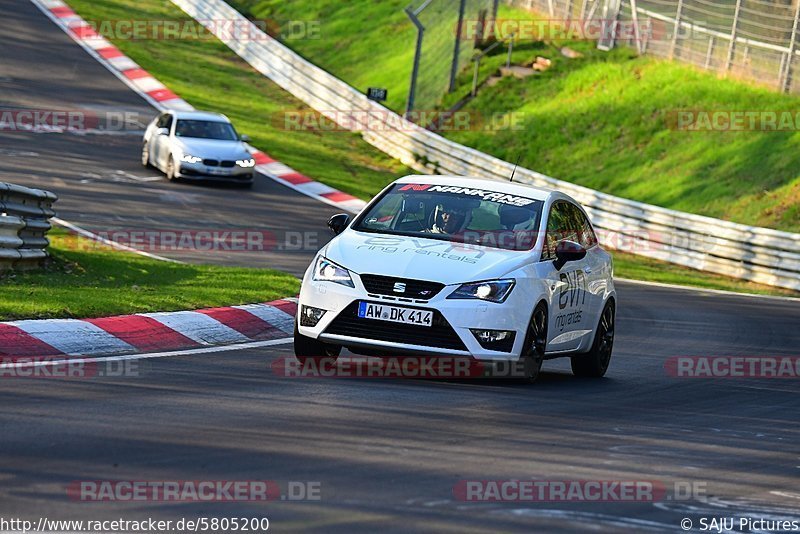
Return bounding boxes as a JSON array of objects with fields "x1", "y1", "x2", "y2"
[
  {"x1": 30, "y1": 0, "x2": 367, "y2": 215},
  {"x1": 0, "y1": 299, "x2": 297, "y2": 359}
]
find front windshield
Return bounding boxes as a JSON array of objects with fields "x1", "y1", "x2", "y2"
[
  {"x1": 174, "y1": 120, "x2": 238, "y2": 140},
  {"x1": 353, "y1": 183, "x2": 544, "y2": 251}
]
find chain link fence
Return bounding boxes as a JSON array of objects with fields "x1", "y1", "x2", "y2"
[
  {"x1": 404, "y1": 0, "x2": 498, "y2": 116},
  {"x1": 508, "y1": 0, "x2": 800, "y2": 92}
]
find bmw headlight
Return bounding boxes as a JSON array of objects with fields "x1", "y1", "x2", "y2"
[
  {"x1": 312, "y1": 256, "x2": 354, "y2": 287},
  {"x1": 236, "y1": 158, "x2": 256, "y2": 168},
  {"x1": 448, "y1": 279, "x2": 515, "y2": 303},
  {"x1": 181, "y1": 154, "x2": 202, "y2": 164}
]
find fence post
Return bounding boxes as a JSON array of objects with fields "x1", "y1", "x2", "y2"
[
  {"x1": 449, "y1": 0, "x2": 467, "y2": 92},
  {"x1": 597, "y1": 0, "x2": 621, "y2": 51},
  {"x1": 704, "y1": 36, "x2": 715, "y2": 69},
  {"x1": 565, "y1": 0, "x2": 574, "y2": 24},
  {"x1": 781, "y1": 0, "x2": 800, "y2": 92},
  {"x1": 404, "y1": 6, "x2": 425, "y2": 119},
  {"x1": 507, "y1": 32, "x2": 515, "y2": 68},
  {"x1": 725, "y1": 0, "x2": 743, "y2": 72},
  {"x1": 630, "y1": 0, "x2": 642, "y2": 55},
  {"x1": 472, "y1": 57, "x2": 480, "y2": 96},
  {"x1": 580, "y1": 0, "x2": 590, "y2": 21},
  {"x1": 490, "y1": 0, "x2": 500, "y2": 39},
  {"x1": 669, "y1": 0, "x2": 684, "y2": 60}
]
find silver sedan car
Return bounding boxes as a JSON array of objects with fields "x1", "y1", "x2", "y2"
[{"x1": 141, "y1": 110, "x2": 256, "y2": 187}]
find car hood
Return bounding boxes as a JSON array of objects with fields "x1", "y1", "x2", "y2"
[
  {"x1": 322, "y1": 231, "x2": 532, "y2": 285},
  {"x1": 175, "y1": 138, "x2": 250, "y2": 159}
]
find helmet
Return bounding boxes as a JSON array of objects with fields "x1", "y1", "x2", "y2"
[{"x1": 432, "y1": 201, "x2": 473, "y2": 234}]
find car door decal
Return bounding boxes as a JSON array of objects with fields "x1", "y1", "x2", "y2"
[{"x1": 555, "y1": 269, "x2": 586, "y2": 333}]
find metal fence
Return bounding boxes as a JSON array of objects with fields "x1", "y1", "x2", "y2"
[
  {"x1": 509, "y1": 0, "x2": 800, "y2": 92},
  {"x1": 0, "y1": 182, "x2": 57, "y2": 270},
  {"x1": 404, "y1": 0, "x2": 498, "y2": 115},
  {"x1": 172, "y1": 0, "x2": 800, "y2": 291}
]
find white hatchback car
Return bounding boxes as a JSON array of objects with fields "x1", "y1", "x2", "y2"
[{"x1": 296, "y1": 175, "x2": 616, "y2": 382}]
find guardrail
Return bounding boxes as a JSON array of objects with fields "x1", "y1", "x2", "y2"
[
  {"x1": 0, "y1": 182, "x2": 57, "y2": 270},
  {"x1": 171, "y1": 0, "x2": 800, "y2": 292}
]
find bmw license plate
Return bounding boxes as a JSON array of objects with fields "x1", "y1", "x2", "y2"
[
  {"x1": 357, "y1": 302, "x2": 433, "y2": 327},
  {"x1": 207, "y1": 167, "x2": 231, "y2": 176}
]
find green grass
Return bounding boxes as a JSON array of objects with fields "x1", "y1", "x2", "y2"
[
  {"x1": 445, "y1": 39, "x2": 800, "y2": 232},
  {"x1": 67, "y1": 0, "x2": 409, "y2": 200},
  {"x1": 228, "y1": 0, "x2": 417, "y2": 112},
  {"x1": 60, "y1": 0, "x2": 799, "y2": 298},
  {"x1": 0, "y1": 230, "x2": 300, "y2": 320},
  {"x1": 228, "y1": 1, "x2": 800, "y2": 232}
]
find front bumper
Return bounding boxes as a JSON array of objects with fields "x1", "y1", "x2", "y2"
[
  {"x1": 177, "y1": 162, "x2": 254, "y2": 183},
  {"x1": 298, "y1": 275, "x2": 531, "y2": 362}
]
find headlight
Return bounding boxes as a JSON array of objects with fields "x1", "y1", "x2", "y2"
[
  {"x1": 312, "y1": 257, "x2": 354, "y2": 287},
  {"x1": 447, "y1": 279, "x2": 515, "y2": 303},
  {"x1": 181, "y1": 154, "x2": 202, "y2": 163},
  {"x1": 236, "y1": 158, "x2": 256, "y2": 168}
]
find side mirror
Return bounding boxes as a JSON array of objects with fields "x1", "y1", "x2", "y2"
[
  {"x1": 327, "y1": 213, "x2": 351, "y2": 235},
  {"x1": 240, "y1": 134, "x2": 251, "y2": 142},
  {"x1": 553, "y1": 240, "x2": 586, "y2": 271},
  {"x1": 156, "y1": 128, "x2": 169, "y2": 136}
]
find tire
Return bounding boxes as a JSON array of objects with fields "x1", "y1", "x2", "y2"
[
  {"x1": 141, "y1": 142, "x2": 151, "y2": 167},
  {"x1": 518, "y1": 302, "x2": 548, "y2": 383},
  {"x1": 166, "y1": 156, "x2": 177, "y2": 181},
  {"x1": 294, "y1": 322, "x2": 341, "y2": 365},
  {"x1": 571, "y1": 300, "x2": 615, "y2": 378}
]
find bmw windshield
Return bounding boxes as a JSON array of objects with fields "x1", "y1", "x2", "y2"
[
  {"x1": 353, "y1": 183, "x2": 544, "y2": 251},
  {"x1": 175, "y1": 120, "x2": 239, "y2": 140}
]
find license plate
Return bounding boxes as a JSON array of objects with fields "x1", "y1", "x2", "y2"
[
  {"x1": 207, "y1": 167, "x2": 231, "y2": 176},
  {"x1": 357, "y1": 302, "x2": 433, "y2": 327}
]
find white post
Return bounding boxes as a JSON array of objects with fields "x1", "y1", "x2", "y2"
[
  {"x1": 725, "y1": 0, "x2": 743, "y2": 72},
  {"x1": 597, "y1": 0, "x2": 621, "y2": 51},
  {"x1": 781, "y1": 0, "x2": 800, "y2": 92},
  {"x1": 580, "y1": 0, "x2": 590, "y2": 21},
  {"x1": 630, "y1": 0, "x2": 642, "y2": 55},
  {"x1": 704, "y1": 36, "x2": 715, "y2": 69},
  {"x1": 670, "y1": 0, "x2": 684, "y2": 60}
]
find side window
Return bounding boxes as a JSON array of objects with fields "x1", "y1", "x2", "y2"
[
  {"x1": 542, "y1": 201, "x2": 597, "y2": 260},
  {"x1": 566, "y1": 203, "x2": 598, "y2": 249},
  {"x1": 542, "y1": 202, "x2": 573, "y2": 260},
  {"x1": 156, "y1": 113, "x2": 173, "y2": 130}
]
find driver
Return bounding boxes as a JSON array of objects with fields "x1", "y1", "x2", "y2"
[{"x1": 429, "y1": 201, "x2": 473, "y2": 234}]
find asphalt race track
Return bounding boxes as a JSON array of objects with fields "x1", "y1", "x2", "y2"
[
  {"x1": 0, "y1": 0, "x2": 340, "y2": 275},
  {"x1": 1, "y1": 1, "x2": 800, "y2": 532}
]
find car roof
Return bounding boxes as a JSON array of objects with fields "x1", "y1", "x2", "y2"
[
  {"x1": 168, "y1": 110, "x2": 231, "y2": 123},
  {"x1": 394, "y1": 175, "x2": 560, "y2": 202}
]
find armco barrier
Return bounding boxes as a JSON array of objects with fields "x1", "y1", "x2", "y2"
[
  {"x1": 0, "y1": 182, "x2": 57, "y2": 269},
  {"x1": 170, "y1": 0, "x2": 800, "y2": 291}
]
